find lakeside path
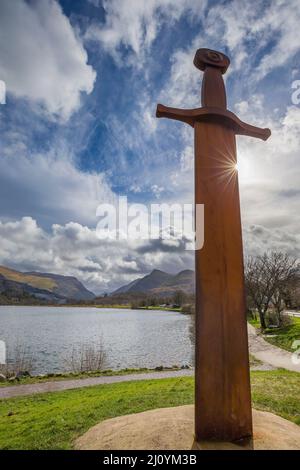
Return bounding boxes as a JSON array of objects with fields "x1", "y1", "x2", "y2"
[
  {"x1": 0, "y1": 369, "x2": 193, "y2": 400},
  {"x1": 248, "y1": 323, "x2": 300, "y2": 373}
]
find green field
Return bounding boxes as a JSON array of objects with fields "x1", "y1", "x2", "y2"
[{"x1": 0, "y1": 370, "x2": 299, "y2": 449}]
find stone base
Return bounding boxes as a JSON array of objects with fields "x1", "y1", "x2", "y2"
[{"x1": 75, "y1": 405, "x2": 300, "y2": 450}]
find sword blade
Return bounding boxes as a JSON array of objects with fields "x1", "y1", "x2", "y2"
[{"x1": 194, "y1": 121, "x2": 252, "y2": 443}]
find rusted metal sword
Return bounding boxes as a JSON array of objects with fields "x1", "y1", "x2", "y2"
[{"x1": 156, "y1": 48, "x2": 271, "y2": 445}]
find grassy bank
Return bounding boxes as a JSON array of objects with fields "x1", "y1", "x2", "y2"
[
  {"x1": 249, "y1": 317, "x2": 300, "y2": 352},
  {"x1": 135, "y1": 306, "x2": 182, "y2": 312},
  {"x1": 264, "y1": 317, "x2": 300, "y2": 352},
  {"x1": 0, "y1": 367, "x2": 183, "y2": 387},
  {"x1": 94, "y1": 305, "x2": 182, "y2": 312},
  {"x1": 0, "y1": 370, "x2": 299, "y2": 449},
  {"x1": 0, "y1": 355, "x2": 262, "y2": 387}
]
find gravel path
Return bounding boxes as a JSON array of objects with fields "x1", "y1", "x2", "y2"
[
  {"x1": 248, "y1": 324, "x2": 300, "y2": 373},
  {"x1": 0, "y1": 369, "x2": 193, "y2": 400}
]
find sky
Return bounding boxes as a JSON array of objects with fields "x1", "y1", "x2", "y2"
[{"x1": 0, "y1": 0, "x2": 300, "y2": 294}]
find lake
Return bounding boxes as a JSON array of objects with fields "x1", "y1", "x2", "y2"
[{"x1": 0, "y1": 306, "x2": 193, "y2": 375}]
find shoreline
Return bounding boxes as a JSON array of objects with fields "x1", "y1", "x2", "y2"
[
  {"x1": 0, "y1": 366, "x2": 188, "y2": 387},
  {"x1": 0, "y1": 304, "x2": 185, "y2": 313}
]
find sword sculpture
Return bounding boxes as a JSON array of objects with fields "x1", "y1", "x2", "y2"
[{"x1": 156, "y1": 48, "x2": 271, "y2": 445}]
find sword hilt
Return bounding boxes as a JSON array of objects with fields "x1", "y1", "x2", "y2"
[
  {"x1": 194, "y1": 48, "x2": 230, "y2": 110},
  {"x1": 156, "y1": 47, "x2": 271, "y2": 142}
]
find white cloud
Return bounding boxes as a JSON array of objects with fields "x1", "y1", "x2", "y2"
[
  {"x1": 0, "y1": 217, "x2": 194, "y2": 293},
  {"x1": 205, "y1": 0, "x2": 300, "y2": 79},
  {"x1": 0, "y1": 214, "x2": 296, "y2": 294},
  {"x1": 0, "y1": 0, "x2": 96, "y2": 120},
  {"x1": 255, "y1": 0, "x2": 300, "y2": 80},
  {"x1": 158, "y1": 0, "x2": 300, "y2": 113},
  {"x1": 243, "y1": 224, "x2": 300, "y2": 259},
  {"x1": 85, "y1": 0, "x2": 207, "y2": 64},
  {"x1": 237, "y1": 105, "x2": 300, "y2": 234},
  {"x1": 159, "y1": 46, "x2": 201, "y2": 108}
]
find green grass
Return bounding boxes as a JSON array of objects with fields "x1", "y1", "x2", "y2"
[
  {"x1": 249, "y1": 317, "x2": 300, "y2": 352},
  {"x1": 263, "y1": 318, "x2": 300, "y2": 352},
  {"x1": 248, "y1": 317, "x2": 260, "y2": 328},
  {"x1": 137, "y1": 306, "x2": 182, "y2": 312},
  {"x1": 0, "y1": 370, "x2": 299, "y2": 450}
]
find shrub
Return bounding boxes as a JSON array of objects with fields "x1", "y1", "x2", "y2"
[{"x1": 64, "y1": 340, "x2": 106, "y2": 373}]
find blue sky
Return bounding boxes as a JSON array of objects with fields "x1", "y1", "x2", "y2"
[{"x1": 0, "y1": 0, "x2": 300, "y2": 293}]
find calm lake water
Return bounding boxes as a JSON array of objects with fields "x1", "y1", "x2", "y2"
[{"x1": 0, "y1": 306, "x2": 193, "y2": 375}]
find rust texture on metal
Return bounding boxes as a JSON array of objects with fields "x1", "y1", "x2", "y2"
[{"x1": 156, "y1": 48, "x2": 271, "y2": 443}]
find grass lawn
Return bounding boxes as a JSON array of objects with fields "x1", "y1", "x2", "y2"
[
  {"x1": 264, "y1": 317, "x2": 300, "y2": 352},
  {"x1": 249, "y1": 317, "x2": 300, "y2": 352},
  {"x1": 0, "y1": 370, "x2": 299, "y2": 450}
]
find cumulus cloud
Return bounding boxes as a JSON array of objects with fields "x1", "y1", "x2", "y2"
[
  {"x1": 0, "y1": 217, "x2": 194, "y2": 293},
  {"x1": 0, "y1": 0, "x2": 96, "y2": 120},
  {"x1": 0, "y1": 214, "x2": 297, "y2": 294},
  {"x1": 243, "y1": 224, "x2": 300, "y2": 259}
]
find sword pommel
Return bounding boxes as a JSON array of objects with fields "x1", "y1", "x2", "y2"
[{"x1": 193, "y1": 48, "x2": 230, "y2": 75}]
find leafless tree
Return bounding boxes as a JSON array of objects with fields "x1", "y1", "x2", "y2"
[
  {"x1": 0, "y1": 342, "x2": 34, "y2": 378},
  {"x1": 245, "y1": 252, "x2": 299, "y2": 329},
  {"x1": 64, "y1": 340, "x2": 106, "y2": 374},
  {"x1": 270, "y1": 254, "x2": 299, "y2": 325}
]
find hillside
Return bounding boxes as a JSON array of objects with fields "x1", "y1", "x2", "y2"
[
  {"x1": 113, "y1": 269, "x2": 195, "y2": 296},
  {"x1": 0, "y1": 266, "x2": 95, "y2": 302}
]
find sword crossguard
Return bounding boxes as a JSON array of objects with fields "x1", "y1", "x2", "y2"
[{"x1": 156, "y1": 48, "x2": 271, "y2": 141}]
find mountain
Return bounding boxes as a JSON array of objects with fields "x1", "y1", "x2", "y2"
[
  {"x1": 114, "y1": 269, "x2": 173, "y2": 294},
  {"x1": 113, "y1": 269, "x2": 195, "y2": 296},
  {"x1": 0, "y1": 265, "x2": 95, "y2": 302}
]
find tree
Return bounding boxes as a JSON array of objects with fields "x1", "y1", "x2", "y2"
[
  {"x1": 270, "y1": 254, "x2": 299, "y2": 325},
  {"x1": 245, "y1": 252, "x2": 299, "y2": 329},
  {"x1": 173, "y1": 290, "x2": 186, "y2": 307}
]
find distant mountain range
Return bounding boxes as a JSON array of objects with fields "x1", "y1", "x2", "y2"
[
  {"x1": 113, "y1": 269, "x2": 195, "y2": 296},
  {"x1": 0, "y1": 265, "x2": 95, "y2": 302}
]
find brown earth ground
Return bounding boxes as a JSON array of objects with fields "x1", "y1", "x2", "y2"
[{"x1": 75, "y1": 405, "x2": 300, "y2": 450}]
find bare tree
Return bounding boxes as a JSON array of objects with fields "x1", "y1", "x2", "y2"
[
  {"x1": 245, "y1": 254, "x2": 274, "y2": 329},
  {"x1": 245, "y1": 252, "x2": 299, "y2": 329},
  {"x1": 0, "y1": 342, "x2": 35, "y2": 378},
  {"x1": 270, "y1": 254, "x2": 299, "y2": 325},
  {"x1": 64, "y1": 341, "x2": 106, "y2": 374}
]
